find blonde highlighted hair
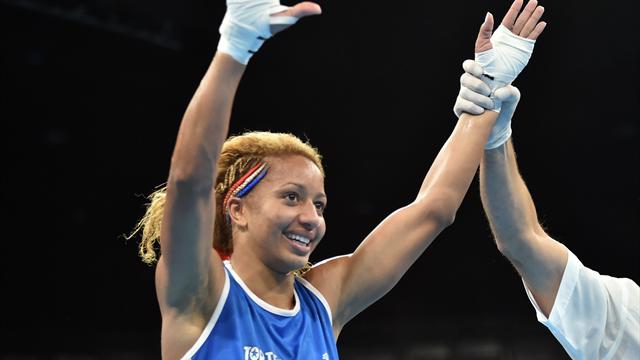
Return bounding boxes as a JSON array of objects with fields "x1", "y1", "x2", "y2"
[{"x1": 130, "y1": 131, "x2": 324, "y2": 265}]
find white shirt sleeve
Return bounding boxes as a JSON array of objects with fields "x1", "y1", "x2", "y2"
[{"x1": 523, "y1": 250, "x2": 640, "y2": 360}]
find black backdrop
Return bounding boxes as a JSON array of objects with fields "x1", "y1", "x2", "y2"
[{"x1": 2, "y1": 0, "x2": 638, "y2": 358}]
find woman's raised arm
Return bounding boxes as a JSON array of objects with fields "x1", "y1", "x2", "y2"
[
  {"x1": 306, "y1": 0, "x2": 546, "y2": 335},
  {"x1": 151, "y1": 1, "x2": 320, "y2": 358}
]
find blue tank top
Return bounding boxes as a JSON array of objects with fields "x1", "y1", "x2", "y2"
[{"x1": 181, "y1": 261, "x2": 339, "y2": 360}]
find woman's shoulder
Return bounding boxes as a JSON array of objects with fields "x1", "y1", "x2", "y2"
[{"x1": 303, "y1": 254, "x2": 351, "y2": 286}]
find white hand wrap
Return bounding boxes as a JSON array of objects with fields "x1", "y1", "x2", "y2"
[
  {"x1": 218, "y1": 0, "x2": 298, "y2": 65},
  {"x1": 475, "y1": 24, "x2": 535, "y2": 92}
]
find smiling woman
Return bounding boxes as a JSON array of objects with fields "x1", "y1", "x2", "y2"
[
  {"x1": 228, "y1": 153, "x2": 328, "y2": 271},
  {"x1": 133, "y1": 131, "x2": 324, "y2": 265}
]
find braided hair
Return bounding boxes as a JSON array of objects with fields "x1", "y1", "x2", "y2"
[{"x1": 130, "y1": 131, "x2": 323, "y2": 265}]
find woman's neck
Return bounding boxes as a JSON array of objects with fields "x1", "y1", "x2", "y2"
[{"x1": 229, "y1": 250, "x2": 297, "y2": 310}]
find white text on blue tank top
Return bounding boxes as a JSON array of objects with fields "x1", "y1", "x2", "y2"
[
  {"x1": 242, "y1": 346, "x2": 329, "y2": 360},
  {"x1": 243, "y1": 346, "x2": 276, "y2": 360}
]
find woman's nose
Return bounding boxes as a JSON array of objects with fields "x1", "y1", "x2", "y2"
[{"x1": 298, "y1": 201, "x2": 321, "y2": 231}]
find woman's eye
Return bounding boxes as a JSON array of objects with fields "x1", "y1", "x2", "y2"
[
  {"x1": 285, "y1": 193, "x2": 298, "y2": 202},
  {"x1": 314, "y1": 202, "x2": 326, "y2": 211}
]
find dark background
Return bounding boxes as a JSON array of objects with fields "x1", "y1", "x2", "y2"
[{"x1": 1, "y1": 0, "x2": 638, "y2": 359}]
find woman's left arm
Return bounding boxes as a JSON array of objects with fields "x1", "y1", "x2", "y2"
[
  {"x1": 333, "y1": 110, "x2": 495, "y2": 326},
  {"x1": 305, "y1": 0, "x2": 546, "y2": 334},
  {"x1": 306, "y1": 107, "x2": 496, "y2": 335}
]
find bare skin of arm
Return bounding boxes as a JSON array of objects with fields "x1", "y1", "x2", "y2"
[
  {"x1": 306, "y1": 0, "x2": 549, "y2": 337},
  {"x1": 156, "y1": 53, "x2": 245, "y2": 360},
  {"x1": 306, "y1": 109, "x2": 498, "y2": 336},
  {"x1": 480, "y1": 140, "x2": 568, "y2": 317},
  {"x1": 155, "y1": 4, "x2": 321, "y2": 359}
]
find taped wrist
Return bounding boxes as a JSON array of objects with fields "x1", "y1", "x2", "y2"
[
  {"x1": 217, "y1": 1, "x2": 298, "y2": 65},
  {"x1": 475, "y1": 25, "x2": 535, "y2": 92}
]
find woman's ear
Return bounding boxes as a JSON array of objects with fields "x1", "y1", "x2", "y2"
[{"x1": 227, "y1": 197, "x2": 248, "y2": 228}]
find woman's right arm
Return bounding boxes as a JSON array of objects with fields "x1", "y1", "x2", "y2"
[
  {"x1": 155, "y1": 2, "x2": 321, "y2": 356},
  {"x1": 156, "y1": 52, "x2": 245, "y2": 335}
]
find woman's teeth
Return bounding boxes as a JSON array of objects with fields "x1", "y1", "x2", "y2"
[{"x1": 285, "y1": 233, "x2": 310, "y2": 246}]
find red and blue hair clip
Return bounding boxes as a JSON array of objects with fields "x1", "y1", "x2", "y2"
[{"x1": 223, "y1": 161, "x2": 270, "y2": 221}]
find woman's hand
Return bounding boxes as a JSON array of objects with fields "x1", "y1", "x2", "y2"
[
  {"x1": 270, "y1": 2, "x2": 321, "y2": 35},
  {"x1": 218, "y1": 0, "x2": 321, "y2": 64},
  {"x1": 475, "y1": 0, "x2": 546, "y2": 53},
  {"x1": 474, "y1": 0, "x2": 546, "y2": 90}
]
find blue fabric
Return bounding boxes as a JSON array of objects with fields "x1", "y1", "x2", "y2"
[{"x1": 190, "y1": 264, "x2": 339, "y2": 360}]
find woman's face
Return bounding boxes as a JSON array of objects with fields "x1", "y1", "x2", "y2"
[{"x1": 239, "y1": 154, "x2": 327, "y2": 273}]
